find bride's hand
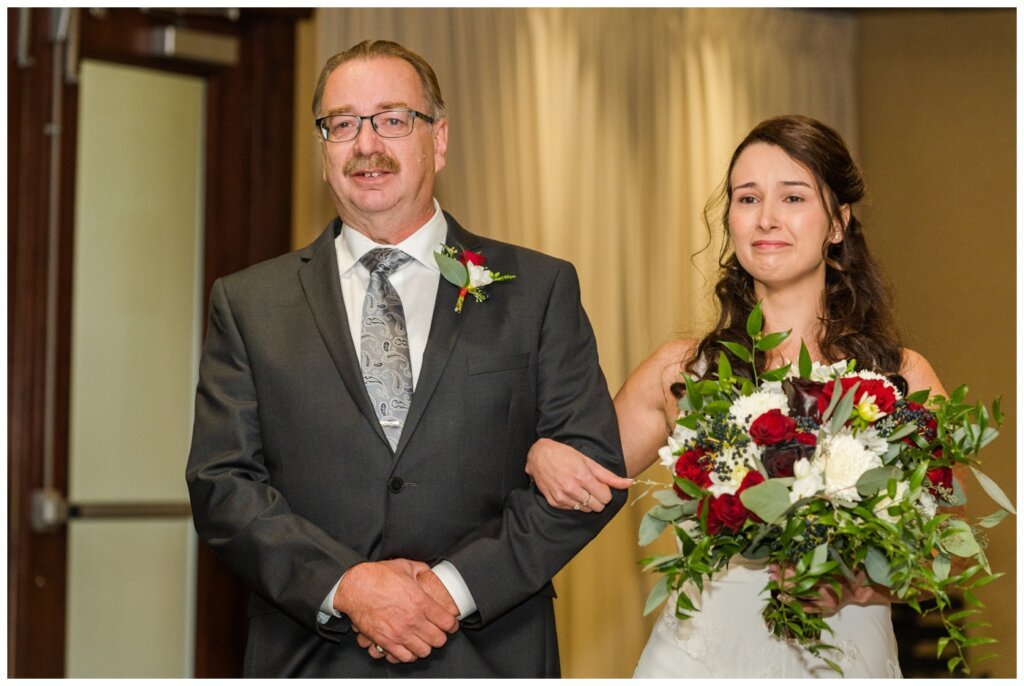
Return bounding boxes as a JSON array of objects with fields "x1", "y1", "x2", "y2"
[
  {"x1": 525, "y1": 438, "x2": 632, "y2": 513},
  {"x1": 770, "y1": 565, "x2": 893, "y2": 615}
]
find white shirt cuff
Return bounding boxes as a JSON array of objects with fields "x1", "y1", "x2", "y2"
[
  {"x1": 431, "y1": 560, "x2": 477, "y2": 619},
  {"x1": 317, "y1": 575, "x2": 344, "y2": 624}
]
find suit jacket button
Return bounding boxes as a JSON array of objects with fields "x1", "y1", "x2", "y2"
[{"x1": 387, "y1": 476, "x2": 404, "y2": 493}]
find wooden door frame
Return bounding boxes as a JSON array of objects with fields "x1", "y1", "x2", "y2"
[{"x1": 8, "y1": 7, "x2": 310, "y2": 677}]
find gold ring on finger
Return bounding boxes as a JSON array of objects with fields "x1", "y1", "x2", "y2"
[{"x1": 374, "y1": 644, "x2": 386, "y2": 656}]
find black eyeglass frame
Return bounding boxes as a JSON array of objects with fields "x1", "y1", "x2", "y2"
[{"x1": 315, "y1": 108, "x2": 436, "y2": 142}]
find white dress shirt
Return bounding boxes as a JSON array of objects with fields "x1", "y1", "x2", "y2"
[{"x1": 318, "y1": 200, "x2": 477, "y2": 624}]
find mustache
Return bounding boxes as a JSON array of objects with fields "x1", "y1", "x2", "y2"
[{"x1": 344, "y1": 153, "x2": 401, "y2": 177}]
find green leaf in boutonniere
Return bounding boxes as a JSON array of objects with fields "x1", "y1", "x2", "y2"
[{"x1": 433, "y1": 244, "x2": 516, "y2": 313}]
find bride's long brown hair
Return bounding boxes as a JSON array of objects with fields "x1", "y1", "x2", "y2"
[{"x1": 688, "y1": 115, "x2": 903, "y2": 379}]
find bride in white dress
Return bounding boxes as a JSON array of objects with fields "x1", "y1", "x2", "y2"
[{"x1": 525, "y1": 115, "x2": 947, "y2": 678}]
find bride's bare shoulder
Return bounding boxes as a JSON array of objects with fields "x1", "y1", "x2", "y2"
[
  {"x1": 634, "y1": 338, "x2": 701, "y2": 387},
  {"x1": 899, "y1": 348, "x2": 947, "y2": 396}
]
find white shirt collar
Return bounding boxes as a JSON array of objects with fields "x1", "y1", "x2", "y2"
[{"x1": 336, "y1": 199, "x2": 448, "y2": 275}]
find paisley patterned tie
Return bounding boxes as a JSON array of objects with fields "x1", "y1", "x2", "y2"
[{"x1": 359, "y1": 248, "x2": 414, "y2": 450}]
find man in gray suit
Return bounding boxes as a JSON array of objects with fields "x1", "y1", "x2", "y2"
[{"x1": 186, "y1": 39, "x2": 626, "y2": 677}]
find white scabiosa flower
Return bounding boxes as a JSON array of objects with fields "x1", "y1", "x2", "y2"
[
  {"x1": 729, "y1": 390, "x2": 790, "y2": 430},
  {"x1": 707, "y1": 443, "x2": 759, "y2": 496},
  {"x1": 818, "y1": 431, "x2": 883, "y2": 504},
  {"x1": 856, "y1": 427, "x2": 888, "y2": 457},
  {"x1": 789, "y1": 457, "x2": 825, "y2": 503}
]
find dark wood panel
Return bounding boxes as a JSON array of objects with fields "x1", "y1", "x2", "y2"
[{"x1": 8, "y1": 7, "x2": 309, "y2": 677}]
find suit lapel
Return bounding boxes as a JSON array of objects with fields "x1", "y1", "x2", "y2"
[
  {"x1": 394, "y1": 213, "x2": 483, "y2": 458},
  {"x1": 298, "y1": 219, "x2": 391, "y2": 448}
]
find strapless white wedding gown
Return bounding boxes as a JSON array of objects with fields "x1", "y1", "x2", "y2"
[{"x1": 633, "y1": 556, "x2": 901, "y2": 678}]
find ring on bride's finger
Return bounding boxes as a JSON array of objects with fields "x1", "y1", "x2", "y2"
[
  {"x1": 582, "y1": 492, "x2": 591, "y2": 507},
  {"x1": 374, "y1": 644, "x2": 386, "y2": 656},
  {"x1": 572, "y1": 502, "x2": 582, "y2": 511}
]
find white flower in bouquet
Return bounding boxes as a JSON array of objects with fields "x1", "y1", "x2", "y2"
[
  {"x1": 873, "y1": 480, "x2": 910, "y2": 523},
  {"x1": 789, "y1": 457, "x2": 825, "y2": 503},
  {"x1": 808, "y1": 360, "x2": 849, "y2": 382},
  {"x1": 729, "y1": 390, "x2": 789, "y2": 430},
  {"x1": 658, "y1": 421, "x2": 698, "y2": 467},
  {"x1": 817, "y1": 431, "x2": 883, "y2": 504}
]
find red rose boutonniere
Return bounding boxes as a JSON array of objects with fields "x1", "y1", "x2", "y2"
[{"x1": 433, "y1": 244, "x2": 515, "y2": 313}]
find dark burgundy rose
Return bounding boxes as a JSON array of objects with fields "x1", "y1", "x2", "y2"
[
  {"x1": 760, "y1": 438, "x2": 815, "y2": 477},
  {"x1": 674, "y1": 447, "x2": 711, "y2": 499},
  {"x1": 749, "y1": 409, "x2": 797, "y2": 446},
  {"x1": 710, "y1": 493, "x2": 749, "y2": 533},
  {"x1": 782, "y1": 378, "x2": 828, "y2": 422},
  {"x1": 926, "y1": 466, "x2": 954, "y2": 499}
]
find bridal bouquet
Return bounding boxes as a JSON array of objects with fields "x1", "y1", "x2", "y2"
[{"x1": 639, "y1": 304, "x2": 1013, "y2": 674}]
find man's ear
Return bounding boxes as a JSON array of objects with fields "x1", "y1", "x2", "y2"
[{"x1": 432, "y1": 118, "x2": 448, "y2": 173}]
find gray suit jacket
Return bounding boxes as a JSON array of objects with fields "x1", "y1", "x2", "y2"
[{"x1": 186, "y1": 212, "x2": 626, "y2": 677}]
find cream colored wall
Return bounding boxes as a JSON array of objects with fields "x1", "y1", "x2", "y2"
[{"x1": 857, "y1": 9, "x2": 1016, "y2": 678}]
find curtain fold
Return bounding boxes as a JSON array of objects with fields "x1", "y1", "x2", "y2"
[{"x1": 301, "y1": 8, "x2": 856, "y2": 676}]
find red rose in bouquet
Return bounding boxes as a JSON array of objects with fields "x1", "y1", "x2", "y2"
[
  {"x1": 700, "y1": 471, "x2": 765, "y2": 533},
  {"x1": 818, "y1": 376, "x2": 898, "y2": 416},
  {"x1": 674, "y1": 447, "x2": 712, "y2": 499},
  {"x1": 750, "y1": 409, "x2": 797, "y2": 445}
]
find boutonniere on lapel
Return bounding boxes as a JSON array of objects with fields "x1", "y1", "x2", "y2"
[{"x1": 434, "y1": 244, "x2": 516, "y2": 313}]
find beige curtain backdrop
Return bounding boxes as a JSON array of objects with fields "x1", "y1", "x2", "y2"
[{"x1": 294, "y1": 8, "x2": 858, "y2": 677}]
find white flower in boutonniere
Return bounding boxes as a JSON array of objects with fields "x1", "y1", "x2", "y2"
[{"x1": 433, "y1": 244, "x2": 516, "y2": 313}]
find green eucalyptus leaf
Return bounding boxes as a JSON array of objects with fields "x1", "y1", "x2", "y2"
[
  {"x1": 856, "y1": 467, "x2": 898, "y2": 497},
  {"x1": 943, "y1": 477, "x2": 967, "y2": 507},
  {"x1": 433, "y1": 251, "x2": 468, "y2": 286},
  {"x1": 798, "y1": 341, "x2": 812, "y2": 379},
  {"x1": 739, "y1": 479, "x2": 792, "y2": 524},
  {"x1": 639, "y1": 512, "x2": 668, "y2": 546},
  {"x1": 652, "y1": 489, "x2": 685, "y2": 507},
  {"x1": 746, "y1": 302, "x2": 764, "y2": 339},
  {"x1": 648, "y1": 504, "x2": 684, "y2": 522},
  {"x1": 941, "y1": 519, "x2": 981, "y2": 557},
  {"x1": 643, "y1": 576, "x2": 670, "y2": 615},
  {"x1": 977, "y1": 426, "x2": 1000, "y2": 450},
  {"x1": 721, "y1": 341, "x2": 753, "y2": 364},
  {"x1": 971, "y1": 466, "x2": 1016, "y2": 514},
  {"x1": 978, "y1": 509, "x2": 1009, "y2": 528},
  {"x1": 864, "y1": 546, "x2": 893, "y2": 587},
  {"x1": 933, "y1": 554, "x2": 951, "y2": 581}
]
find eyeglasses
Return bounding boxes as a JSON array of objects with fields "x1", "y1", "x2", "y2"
[{"x1": 315, "y1": 108, "x2": 435, "y2": 143}]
